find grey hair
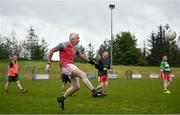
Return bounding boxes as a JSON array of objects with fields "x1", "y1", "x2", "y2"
[{"x1": 69, "y1": 33, "x2": 79, "y2": 41}]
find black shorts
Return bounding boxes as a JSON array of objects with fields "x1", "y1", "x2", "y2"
[
  {"x1": 61, "y1": 74, "x2": 71, "y2": 84},
  {"x1": 8, "y1": 76, "x2": 19, "y2": 82}
]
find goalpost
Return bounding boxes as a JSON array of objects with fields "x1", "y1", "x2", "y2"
[
  {"x1": 1, "y1": 65, "x2": 37, "y2": 81},
  {"x1": 19, "y1": 65, "x2": 37, "y2": 80}
]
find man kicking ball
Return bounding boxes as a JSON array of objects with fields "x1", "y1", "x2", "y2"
[{"x1": 46, "y1": 33, "x2": 103, "y2": 110}]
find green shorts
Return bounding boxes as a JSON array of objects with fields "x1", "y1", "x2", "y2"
[{"x1": 8, "y1": 76, "x2": 19, "y2": 82}]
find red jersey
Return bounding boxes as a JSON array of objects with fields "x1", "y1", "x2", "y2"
[
  {"x1": 55, "y1": 41, "x2": 80, "y2": 67},
  {"x1": 8, "y1": 61, "x2": 18, "y2": 77}
]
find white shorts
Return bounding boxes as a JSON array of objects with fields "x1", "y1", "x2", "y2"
[{"x1": 62, "y1": 64, "x2": 78, "y2": 76}]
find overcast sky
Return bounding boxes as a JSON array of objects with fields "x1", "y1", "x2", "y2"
[{"x1": 0, "y1": 0, "x2": 180, "y2": 60}]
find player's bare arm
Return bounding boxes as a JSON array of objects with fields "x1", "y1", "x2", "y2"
[
  {"x1": 10, "y1": 68, "x2": 16, "y2": 74},
  {"x1": 47, "y1": 47, "x2": 59, "y2": 65},
  {"x1": 45, "y1": 47, "x2": 59, "y2": 71},
  {"x1": 78, "y1": 52, "x2": 90, "y2": 62},
  {"x1": 78, "y1": 52, "x2": 96, "y2": 65}
]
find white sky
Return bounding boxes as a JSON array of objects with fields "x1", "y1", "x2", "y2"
[{"x1": 0, "y1": 0, "x2": 180, "y2": 60}]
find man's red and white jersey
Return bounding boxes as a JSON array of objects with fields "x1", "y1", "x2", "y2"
[{"x1": 55, "y1": 41, "x2": 80, "y2": 67}]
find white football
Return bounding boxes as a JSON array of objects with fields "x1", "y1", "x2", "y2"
[{"x1": 165, "y1": 29, "x2": 176, "y2": 41}]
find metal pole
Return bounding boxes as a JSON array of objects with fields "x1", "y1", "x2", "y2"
[
  {"x1": 110, "y1": 8, "x2": 113, "y2": 69},
  {"x1": 109, "y1": 4, "x2": 115, "y2": 72}
]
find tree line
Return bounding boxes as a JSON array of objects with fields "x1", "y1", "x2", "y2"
[
  {"x1": 0, "y1": 26, "x2": 48, "y2": 60},
  {"x1": 0, "y1": 24, "x2": 180, "y2": 66}
]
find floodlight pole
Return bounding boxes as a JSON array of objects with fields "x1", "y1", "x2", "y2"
[{"x1": 109, "y1": 4, "x2": 115, "y2": 72}]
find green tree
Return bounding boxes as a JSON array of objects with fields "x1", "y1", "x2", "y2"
[
  {"x1": 0, "y1": 35, "x2": 12, "y2": 59},
  {"x1": 40, "y1": 38, "x2": 48, "y2": 60},
  {"x1": 24, "y1": 26, "x2": 39, "y2": 59},
  {"x1": 24, "y1": 26, "x2": 48, "y2": 60},
  {"x1": 78, "y1": 45, "x2": 86, "y2": 55},
  {"x1": 10, "y1": 31, "x2": 24, "y2": 58},
  {"x1": 147, "y1": 24, "x2": 180, "y2": 66},
  {"x1": 97, "y1": 39, "x2": 111, "y2": 58},
  {"x1": 113, "y1": 32, "x2": 146, "y2": 65},
  {"x1": 86, "y1": 43, "x2": 95, "y2": 59}
]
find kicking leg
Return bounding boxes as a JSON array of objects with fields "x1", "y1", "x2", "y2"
[
  {"x1": 72, "y1": 69, "x2": 102, "y2": 97},
  {"x1": 73, "y1": 69, "x2": 94, "y2": 90}
]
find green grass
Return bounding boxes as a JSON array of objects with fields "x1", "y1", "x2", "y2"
[
  {"x1": 0, "y1": 77, "x2": 180, "y2": 114},
  {"x1": 1, "y1": 59, "x2": 180, "y2": 113}
]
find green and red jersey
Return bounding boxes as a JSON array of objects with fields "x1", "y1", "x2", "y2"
[
  {"x1": 97, "y1": 58, "x2": 110, "y2": 76},
  {"x1": 160, "y1": 61, "x2": 170, "y2": 72}
]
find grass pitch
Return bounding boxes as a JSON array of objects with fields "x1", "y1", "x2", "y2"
[{"x1": 0, "y1": 77, "x2": 180, "y2": 114}]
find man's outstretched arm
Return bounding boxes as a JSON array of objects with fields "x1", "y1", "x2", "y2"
[{"x1": 78, "y1": 52, "x2": 96, "y2": 65}]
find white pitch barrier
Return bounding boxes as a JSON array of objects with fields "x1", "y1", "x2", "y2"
[
  {"x1": 87, "y1": 74, "x2": 96, "y2": 78},
  {"x1": 34, "y1": 74, "x2": 49, "y2": 80},
  {"x1": 108, "y1": 74, "x2": 118, "y2": 79},
  {"x1": 149, "y1": 74, "x2": 159, "y2": 78},
  {"x1": 132, "y1": 74, "x2": 142, "y2": 79}
]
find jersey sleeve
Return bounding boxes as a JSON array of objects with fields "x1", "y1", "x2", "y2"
[
  {"x1": 98, "y1": 59, "x2": 104, "y2": 71},
  {"x1": 94, "y1": 59, "x2": 101, "y2": 70},
  {"x1": 55, "y1": 42, "x2": 66, "y2": 51},
  {"x1": 98, "y1": 59, "x2": 102, "y2": 65}
]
